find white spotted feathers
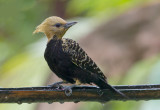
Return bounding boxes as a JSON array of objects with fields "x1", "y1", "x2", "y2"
[{"x1": 62, "y1": 38, "x2": 106, "y2": 80}]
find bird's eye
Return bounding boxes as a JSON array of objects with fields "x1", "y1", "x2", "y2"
[{"x1": 54, "y1": 23, "x2": 61, "y2": 28}]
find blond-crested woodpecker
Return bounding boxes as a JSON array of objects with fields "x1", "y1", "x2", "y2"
[{"x1": 33, "y1": 16, "x2": 126, "y2": 97}]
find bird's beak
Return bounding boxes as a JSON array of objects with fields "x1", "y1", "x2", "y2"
[{"x1": 64, "y1": 22, "x2": 77, "y2": 29}]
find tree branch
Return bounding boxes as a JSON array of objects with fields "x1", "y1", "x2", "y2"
[{"x1": 0, "y1": 84, "x2": 160, "y2": 104}]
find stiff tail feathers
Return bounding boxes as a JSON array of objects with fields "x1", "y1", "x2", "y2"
[{"x1": 96, "y1": 78, "x2": 128, "y2": 98}]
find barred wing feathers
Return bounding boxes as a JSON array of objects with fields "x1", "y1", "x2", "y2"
[{"x1": 62, "y1": 38, "x2": 106, "y2": 80}]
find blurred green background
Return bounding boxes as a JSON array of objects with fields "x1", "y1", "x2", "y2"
[{"x1": 1, "y1": 0, "x2": 160, "y2": 110}]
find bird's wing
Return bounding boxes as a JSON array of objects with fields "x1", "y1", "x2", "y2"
[{"x1": 62, "y1": 38, "x2": 106, "y2": 80}]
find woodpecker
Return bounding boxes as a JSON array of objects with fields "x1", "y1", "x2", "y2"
[{"x1": 33, "y1": 16, "x2": 126, "y2": 97}]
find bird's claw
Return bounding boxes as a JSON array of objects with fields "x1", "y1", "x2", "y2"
[
  {"x1": 97, "y1": 89, "x2": 104, "y2": 96},
  {"x1": 64, "y1": 85, "x2": 77, "y2": 96},
  {"x1": 56, "y1": 84, "x2": 64, "y2": 90},
  {"x1": 47, "y1": 83, "x2": 64, "y2": 90},
  {"x1": 65, "y1": 87, "x2": 72, "y2": 96}
]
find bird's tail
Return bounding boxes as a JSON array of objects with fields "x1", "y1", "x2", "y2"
[{"x1": 95, "y1": 78, "x2": 127, "y2": 98}]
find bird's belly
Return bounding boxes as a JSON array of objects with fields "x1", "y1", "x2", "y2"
[
  {"x1": 45, "y1": 51, "x2": 74, "y2": 79},
  {"x1": 45, "y1": 51, "x2": 95, "y2": 84}
]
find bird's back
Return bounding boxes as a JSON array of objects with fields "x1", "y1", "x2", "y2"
[{"x1": 61, "y1": 38, "x2": 108, "y2": 85}]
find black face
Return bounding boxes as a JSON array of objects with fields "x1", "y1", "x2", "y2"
[{"x1": 54, "y1": 23, "x2": 62, "y2": 28}]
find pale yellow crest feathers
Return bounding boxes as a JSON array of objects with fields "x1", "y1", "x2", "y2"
[
  {"x1": 33, "y1": 16, "x2": 66, "y2": 33},
  {"x1": 33, "y1": 16, "x2": 67, "y2": 40}
]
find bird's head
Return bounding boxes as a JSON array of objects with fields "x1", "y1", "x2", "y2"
[{"x1": 33, "y1": 16, "x2": 77, "y2": 41}]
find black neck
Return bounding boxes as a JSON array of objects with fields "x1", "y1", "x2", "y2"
[{"x1": 47, "y1": 35, "x2": 62, "y2": 47}]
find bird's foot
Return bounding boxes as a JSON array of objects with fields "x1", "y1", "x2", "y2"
[
  {"x1": 97, "y1": 89, "x2": 104, "y2": 96},
  {"x1": 47, "y1": 81, "x2": 66, "y2": 90},
  {"x1": 64, "y1": 85, "x2": 77, "y2": 97}
]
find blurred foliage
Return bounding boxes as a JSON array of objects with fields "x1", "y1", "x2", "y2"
[
  {"x1": 109, "y1": 55, "x2": 160, "y2": 110},
  {"x1": 0, "y1": 39, "x2": 50, "y2": 110},
  {"x1": 0, "y1": 0, "x2": 48, "y2": 64},
  {"x1": 122, "y1": 56, "x2": 160, "y2": 85},
  {"x1": 0, "y1": 0, "x2": 160, "y2": 110},
  {"x1": 67, "y1": 0, "x2": 149, "y2": 16},
  {"x1": 0, "y1": 0, "x2": 49, "y2": 109}
]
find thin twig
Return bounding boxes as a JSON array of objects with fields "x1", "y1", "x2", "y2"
[{"x1": 0, "y1": 84, "x2": 160, "y2": 104}]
